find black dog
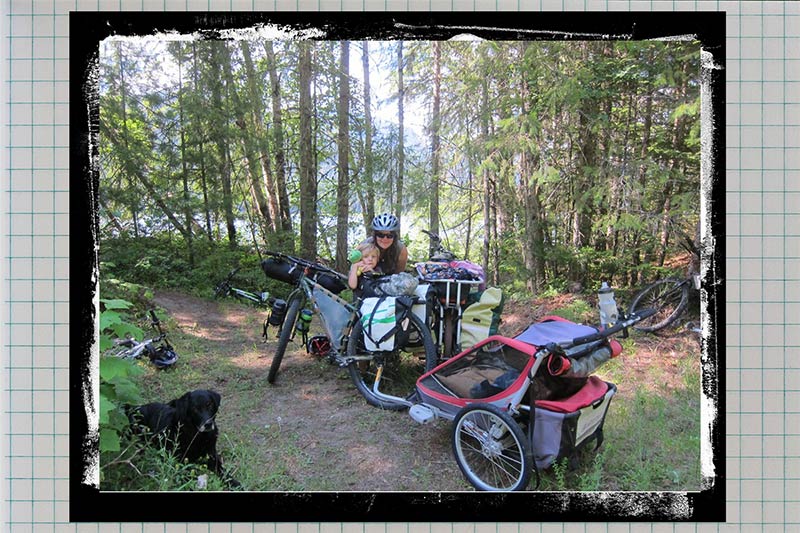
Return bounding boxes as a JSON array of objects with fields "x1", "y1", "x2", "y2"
[{"x1": 127, "y1": 389, "x2": 241, "y2": 489}]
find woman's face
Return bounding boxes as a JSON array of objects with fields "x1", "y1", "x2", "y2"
[{"x1": 374, "y1": 231, "x2": 395, "y2": 250}]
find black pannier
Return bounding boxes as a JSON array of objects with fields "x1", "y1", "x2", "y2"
[{"x1": 261, "y1": 257, "x2": 347, "y2": 295}]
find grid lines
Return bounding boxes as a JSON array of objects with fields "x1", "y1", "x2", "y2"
[{"x1": 1, "y1": 0, "x2": 795, "y2": 531}]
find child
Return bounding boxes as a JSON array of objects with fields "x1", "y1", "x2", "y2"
[{"x1": 348, "y1": 242, "x2": 381, "y2": 294}]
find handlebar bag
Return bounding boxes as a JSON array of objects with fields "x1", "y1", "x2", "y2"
[
  {"x1": 261, "y1": 258, "x2": 301, "y2": 285},
  {"x1": 262, "y1": 257, "x2": 346, "y2": 294},
  {"x1": 312, "y1": 272, "x2": 347, "y2": 295}
]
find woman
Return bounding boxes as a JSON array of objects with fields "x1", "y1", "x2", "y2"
[{"x1": 361, "y1": 213, "x2": 408, "y2": 274}]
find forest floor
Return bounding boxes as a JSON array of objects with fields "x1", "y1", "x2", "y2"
[{"x1": 144, "y1": 289, "x2": 703, "y2": 492}]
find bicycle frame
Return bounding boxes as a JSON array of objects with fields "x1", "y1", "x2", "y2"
[
  {"x1": 215, "y1": 268, "x2": 271, "y2": 306},
  {"x1": 285, "y1": 273, "x2": 361, "y2": 363}
]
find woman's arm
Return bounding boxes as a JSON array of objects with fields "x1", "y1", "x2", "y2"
[{"x1": 396, "y1": 246, "x2": 408, "y2": 273}]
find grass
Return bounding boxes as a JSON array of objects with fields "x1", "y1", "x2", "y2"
[{"x1": 101, "y1": 291, "x2": 703, "y2": 493}]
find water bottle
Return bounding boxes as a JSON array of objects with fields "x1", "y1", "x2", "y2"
[
  {"x1": 296, "y1": 308, "x2": 313, "y2": 334},
  {"x1": 598, "y1": 282, "x2": 618, "y2": 329}
]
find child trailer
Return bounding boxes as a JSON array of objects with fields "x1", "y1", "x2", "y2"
[{"x1": 405, "y1": 309, "x2": 655, "y2": 491}]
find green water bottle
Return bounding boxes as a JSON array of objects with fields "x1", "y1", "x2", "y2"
[
  {"x1": 348, "y1": 249, "x2": 362, "y2": 263},
  {"x1": 296, "y1": 308, "x2": 313, "y2": 334}
]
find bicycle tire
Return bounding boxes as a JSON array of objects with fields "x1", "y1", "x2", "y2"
[
  {"x1": 267, "y1": 295, "x2": 302, "y2": 384},
  {"x1": 346, "y1": 312, "x2": 437, "y2": 410},
  {"x1": 629, "y1": 278, "x2": 690, "y2": 332},
  {"x1": 452, "y1": 403, "x2": 531, "y2": 491}
]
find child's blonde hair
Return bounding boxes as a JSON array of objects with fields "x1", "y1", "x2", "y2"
[{"x1": 358, "y1": 242, "x2": 380, "y2": 259}]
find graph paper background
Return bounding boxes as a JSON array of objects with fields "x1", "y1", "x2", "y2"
[{"x1": 1, "y1": 0, "x2": 795, "y2": 530}]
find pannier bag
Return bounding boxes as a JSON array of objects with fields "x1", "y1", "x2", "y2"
[
  {"x1": 359, "y1": 296, "x2": 398, "y2": 351},
  {"x1": 404, "y1": 283, "x2": 436, "y2": 349},
  {"x1": 359, "y1": 295, "x2": 416, "y2": 352},
  {"x1": 531, "y1": 377, "x2": 616, "y2": 469},
  {"x1": 415, "y1": 261, "x2": 482, "y2": 304},
  {"x1": 261, "y1": 257, "x2": 347, "y2": 295},
  {"x1": 460, "y1": 287, "x2": 504, "y2": 348}
]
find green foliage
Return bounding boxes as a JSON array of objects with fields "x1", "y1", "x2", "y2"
[
  {"x1": 550, "y1": 298, "x2": 594, "y2": 324},
  {"x1": 100, "y1": 236, "x2": 286, "y2": 298},
  {"x1": 98, "y1": 300, "x2": 145, "y2": 460}
]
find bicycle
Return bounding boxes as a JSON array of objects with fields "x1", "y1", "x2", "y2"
[
  {"x1": 110, "y1": 310, "x2": 178, "y2": 368},
  {"x1": 628, "y1": 269, "x2": 700, "y2": 333},
  {"x1": 214, "y1": 268, "x2": 273, "y2": 307},
  {"x1": 416, "y1": 230, "x2": 484, "y2": 360},
  {"x1": 262, "y1": 251, "x2": 438, "y2": 410}
]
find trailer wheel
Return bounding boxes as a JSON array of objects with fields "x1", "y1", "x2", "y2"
[{"x1": 452, "y1": 403, "x2": 531, "y2": 491}]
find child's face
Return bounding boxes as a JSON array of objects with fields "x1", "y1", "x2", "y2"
[{"x1": 361, "y1": 252, "x2": 379, "y2": 269}]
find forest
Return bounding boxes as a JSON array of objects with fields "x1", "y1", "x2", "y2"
[{"x1": 98, "y1": 38, "x2": 701, "y2": 293}]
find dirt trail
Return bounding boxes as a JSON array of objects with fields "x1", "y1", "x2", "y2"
[
  {"x1": 152, "y1": 290, "x2": 469, "y2": 491},
  {"x1": 150, "y1": 290, "x2": 699, "y2": 491}
]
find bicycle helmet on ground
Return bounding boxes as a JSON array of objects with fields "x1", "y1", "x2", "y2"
[
  {"x1": 307, "y1": 335, "x2": 331, "y2": 357},
  {"x1": 146, "y1": 343, "x2": 179, "y2": 369},
  {"x1": 371, "y1": 213, "x2": 399, "y2": 232}
]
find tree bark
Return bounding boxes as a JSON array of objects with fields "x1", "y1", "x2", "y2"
[
  {"x1": 298, "y1": 42, "x2": 317, "y2": 260},
  {"x1": 265, "y1": 41, "x2": 293, "y2": 238},
  {"x1": 429, "y1": 41, "x2": 442, "y2": 239},
  {"x1": 335, "y1": 41, "x2": 351, "y2": 272}
]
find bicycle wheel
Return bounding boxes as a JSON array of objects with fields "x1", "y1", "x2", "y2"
[
  {"x1": 452, "y1": 403, "x2": 531, "y2": 491},
  {"x1": 346, "y1": 312, "x2": 437, "y2": 410},
  {"x1": 443, "y1": 308, "x2": 455, "y2": 358},
  {"x1": 629, "y1": 278, "x2": 690, "y2": 332},
  {"x1": 267, "y1": 295, "x2": 302, "y2": 384}
]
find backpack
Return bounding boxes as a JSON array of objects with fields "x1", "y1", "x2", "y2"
[{"x1": 459, "y1": 287, "x2": 504, "y2": 348}]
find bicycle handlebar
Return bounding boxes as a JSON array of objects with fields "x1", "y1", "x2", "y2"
[
  {"x1": 264, "y1": 250, "x2": 347, "y2": 280},
  {"x1": 569, "y1": 308, "x2": 657, "y2": 346}
]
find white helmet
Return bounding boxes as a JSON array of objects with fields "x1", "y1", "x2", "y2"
[{"x1": 371, "y1": 213, "x2": 399, "y2": 232}]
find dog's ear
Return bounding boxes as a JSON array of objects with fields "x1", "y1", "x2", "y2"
[
  {"x1": 208, "y1": 390, "x2": 221, "y2": 410},
  {"x1": 168, "y1": 392, "x2": 192, "y2": 419}
]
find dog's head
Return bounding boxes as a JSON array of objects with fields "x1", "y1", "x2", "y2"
[{"x1": 169, "y1": 389, "x2": 221, "y2": 433}]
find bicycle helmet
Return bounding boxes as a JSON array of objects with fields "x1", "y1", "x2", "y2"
[
  {"x1": 146, "y1": 344, "x2": 179, "y2": 369},
  {"x1": 371, "y1": 213, "x2": 400, "y2": 232},
  {"x1": 307, "y1": 335, "x2": 331, "y2": 357}
]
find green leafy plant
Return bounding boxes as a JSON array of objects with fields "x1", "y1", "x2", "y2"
[{"x1": 98, "y1": 299, "x2": 144, "y2": 465}]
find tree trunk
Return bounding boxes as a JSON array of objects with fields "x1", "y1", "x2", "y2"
[
  {"x1": 265, "y1": 41, "x2": 293, "y2": 239},
  {"x1": 242, "y1": 41, "x2": 280, "y2": 233},
  {"x1": 361, "y1": 42, "x2": 375, "y2": 232},
  {"x1": 335, "y1": 42, "x2": 351, "y2": 272},
  {"x1": 209, "y1": 44, "x2": 237, "y2": 248},
  {"x1": 221, "y1": 42, "x2": 272, "y2": 237},
  {"x1": 429, "y1": 41, "x2": 442, "y2": 239},
  {"x1": 177, "y1": 47, "x2": 195, "y2": 267},
  {"x1": 298, "y1": 42, "x2": 317, "y2": 260},
  {"x1": 192, "y1": 43, "x2": 214, "y2": 243},
  {"x1": 395, "y1": 41, "x2": 405, "y2": 230}
]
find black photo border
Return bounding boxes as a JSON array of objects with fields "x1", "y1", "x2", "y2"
[{"x1": 70, "y1": 10, "x2": 726, "y2": 523}]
